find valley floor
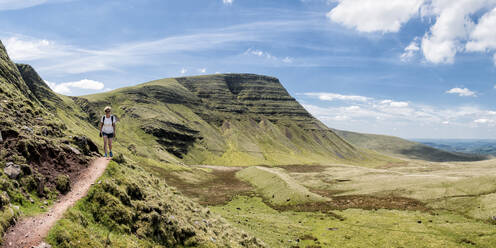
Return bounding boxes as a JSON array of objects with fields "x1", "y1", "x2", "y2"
[{"x1": 153, "y1": 159, "x2": 496, "y2": 248}]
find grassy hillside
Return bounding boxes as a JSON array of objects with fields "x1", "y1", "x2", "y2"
[
  {"x1": 0, "y1": 41, "x2": 98, "y2": 242},
  {"x1": 0, "y1": 40, "x2": 264, "y2": 247},
  {"x1": 74, "y1": 74, "x2": 392, "y2": 166},
  {"x1": 0, "y1": 39, "x2": 390, "y2": 247},
  {"x1": 333, "y1": 129, "x2": 487, "y2": 162}
]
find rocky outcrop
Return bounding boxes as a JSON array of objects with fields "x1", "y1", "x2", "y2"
[
  {"x1": 123, "y1": 84, "x2": 200, "y2": 105},
  {"x1": 3, "y1": 162, "x2": 21, "y2": 179},
  {"x1": 71, "y1": 136, "x2": 99, "y2": 155},
  {"x1": 176, "y1": 74, "x2": 314, "y2": 126},
  {"x1": 141, "y1": 120, "x2": 200, "y2": 158}
]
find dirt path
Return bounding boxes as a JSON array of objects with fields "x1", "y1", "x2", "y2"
[{"x1": 1, "y1": 158, "x2": 110, "y2": 248}]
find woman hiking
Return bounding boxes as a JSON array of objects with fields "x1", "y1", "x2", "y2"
[{"x1": 99, "y1": 106, "x2": 117, "y2": 158}]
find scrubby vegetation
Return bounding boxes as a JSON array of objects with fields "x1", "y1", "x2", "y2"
[
  {"x1": 55, "y1": 175, "x2": 71, "y2": 194},
  {"x1": 47, "y1": 161, "x2": 264, "y2": 247}
]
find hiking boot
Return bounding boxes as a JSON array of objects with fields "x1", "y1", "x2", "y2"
[
  {"x1": 104, "y1": 153, "x2": 107, "y2": 158},
  {"x1": 109, "y1": 151, "x2": 113, "y2": 158}
]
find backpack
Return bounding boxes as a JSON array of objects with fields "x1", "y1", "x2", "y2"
[{"x1": 102, "y1": 115, "x2": 114, "y2": 123}]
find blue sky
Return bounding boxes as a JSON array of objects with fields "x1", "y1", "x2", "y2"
[{"x1": 1, "y1": 0, "x2": 496, "y2": 139}]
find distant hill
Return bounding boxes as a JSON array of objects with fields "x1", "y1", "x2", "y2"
[
  {"x1": 333, "y1": 129, "x2": 488, "y2": 162},
  {"x1": 415, "y1": 139, "x2": 496, "y2": 157}
]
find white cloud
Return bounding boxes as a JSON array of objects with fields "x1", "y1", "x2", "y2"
[
  {"x1": 6, "y1": 21, "x2": 303, "y2": 74},
  {"x1": 0, "y1": 0, "x2": 70, "y2": 11},
  {"x1": 301, "y1": 91, "x2": 496, "y2": 138},
  {"x1": 282, "y1": 57, "x2": 293, "y2": 63},
  {"x1": 198, "y1": 68, "x2": 206, "y2": 73},
  {"x1": 45, "y1": 79, "x2": 104, "y2": 94},
  {"x1": 44, "y1": 80, "x2": 57, "y2": 89},
  {"x1": 3, "y1": 36, "x2": 71, "y2": 60},
  {"x1": 401, "y1": 38, "x2": 420, "y2": 62},
  {"x1": 473, "y1": 118, "x2": 496, "y2": 126},
  {"x1": 244, "y1": 48, "x2": 294, "y2": 64},
  {"x1": 420, "y1": 0, "x2": 494, "y2": 64},
  {"x1": 180, "y1": 68, "x2": 187, "y2": 74},
  {"x1": 381, "y1": 99, "x2": 409, "y2": 107},
  {"x1": 327, "y1": 0, "x2": 425, "y2": 33},
  {"x1": 466, "y1": 8, "x2": 496, "y2": 52},
  {"x1": 474, "y1": 118, "x2": 491, "y2": 124},
  {"x1": 222, "y1": 0, "x2": 233, "y2": 5},
  {"x1": 327, "y1": 0, "x2": 496, "y2": 64},
  {"x1": 303, "y1": 92, "x2": 371, "y2": 102},
  {"x1": 245, "y1": 48, "x2": 275, "y2": 59},
  {"x1": 446, "y1": 87, "x2": 476, "y2": 97}
]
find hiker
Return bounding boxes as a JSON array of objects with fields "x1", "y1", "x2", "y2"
[{"x1": 99, "y1": 106, "x2": 117, "y2": 158}]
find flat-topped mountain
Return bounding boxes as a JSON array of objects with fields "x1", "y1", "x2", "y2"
[{"x1": 77, "y1": 74, "x2": 384, "y2": 166}]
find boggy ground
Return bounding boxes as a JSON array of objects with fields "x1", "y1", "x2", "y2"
[{"x1": 154, "y1": 160, "x2": 496, "y2": 247}]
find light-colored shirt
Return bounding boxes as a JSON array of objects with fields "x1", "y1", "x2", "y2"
[{"x1": 101, "y1": 115, "x2": 116, "y2": 133}]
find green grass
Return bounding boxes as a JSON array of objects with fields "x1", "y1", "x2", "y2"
[
  {"x1": 236, "y1": 166, "x2": 326, "y2": 205},
  {"x1": 47, "y1": 161, "x2": 263, "y2": 248},
  {"x1": 212, "y1": 196, "x2": 496, "y2": 248}
]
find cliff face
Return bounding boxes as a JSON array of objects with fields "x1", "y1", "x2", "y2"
[{"x1": 175, "y1": 74, "x2": 314, "y2": 125}]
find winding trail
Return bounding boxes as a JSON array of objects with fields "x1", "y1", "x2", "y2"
[{"x1": 1, "y1": 158, "x2": 109, "y2": 248}]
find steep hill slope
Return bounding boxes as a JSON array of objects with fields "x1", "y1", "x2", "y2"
[
  {"x1": 333, "y1": 129, "x2": 487, "y2": 162},
  {"x1": 76, "y1": 75, "x2": 390, "y2": 166},
  {"x1": 0, "y1": 40, "x2": 97, "y2": 243},
  {"x1": 0, "y1": 40, "x2": 264, "y2": 247}
]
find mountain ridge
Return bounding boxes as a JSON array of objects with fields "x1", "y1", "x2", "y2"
[{"x1": 333, "y1": 128, "x2": 487, "y2": 162}]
